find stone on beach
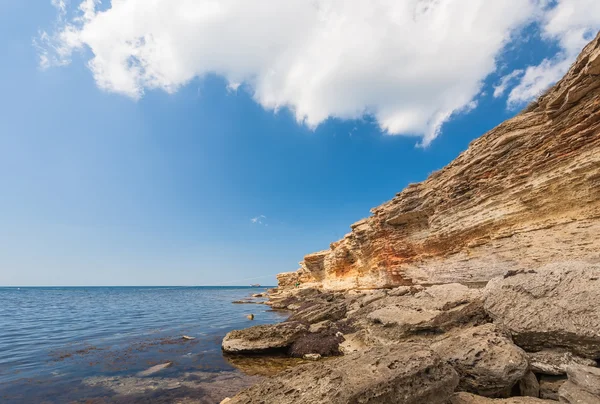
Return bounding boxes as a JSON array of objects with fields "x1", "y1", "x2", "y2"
[
  {"x1": 222, "y1": 322, "x2": 308, "y2": 354},
  {"x1": 431, "y1": 324, "x2": 529, "y2": 397},
  {"x1": 483, "y1": 262, "x2": 600, "y2": 358}
]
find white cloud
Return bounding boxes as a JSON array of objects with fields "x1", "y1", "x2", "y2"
[
  {"x1": 37, "y1": 0, "x2": 599, "y2": 144},
  {"x1": 250, "y1": 215, "x2": 266, "y2": 225},
  {"x1": 493, "y1": 69, "x2": 524, "y2": 98},
  {"x1": 507, "y1": 0, "x2": 600, "y2": 106}
]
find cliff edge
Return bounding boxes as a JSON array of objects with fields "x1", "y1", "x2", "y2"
[{"x1": 279, "y1": 31, "x2": 600, "y2": 290}]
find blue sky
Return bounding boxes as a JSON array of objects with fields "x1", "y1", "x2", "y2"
[{"x1": 0, "y1": 1, "x2": 598, "y2": 286}]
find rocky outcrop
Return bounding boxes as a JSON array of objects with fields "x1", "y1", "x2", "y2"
[
  {"x1": 483, "y1": 262, "x2": 600, "y2": 358},
  {"x1": 226, "y1": 345, "x2": 459, "y2": 404},
  {"x1": 222, "y1": 322, "x2": 308, "y2": 353},
  {"x1": 431, "y1": 324, "x2": 529, "y2": 397},
  {"x1": 277, "y1": 31, "x2": 600, "y2": 291}
]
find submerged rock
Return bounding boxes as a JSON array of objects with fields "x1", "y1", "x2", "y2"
[
  {"x1": 431, "y1": 324, "x2": 529, "y2": 397},
  {"x1": 222, "y1": 322, "x2": 307, "y2": 354},
  {"x1": 137, "y1": 362, "x2": 173, "y2": 377},
  {"x1": 227, "y1": 345, "x2": 459, "y2": 404},
  {"x1": 483, "y1": 262, "x2": 600, "y2": 358}
]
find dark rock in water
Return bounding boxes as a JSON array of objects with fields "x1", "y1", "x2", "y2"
[
  {"x1": 450, "y1": 392, "x2": 555, "y2": 403},
  {"x1": 222, "y1": 322, "x2": 307, "y2": 354},
  {"x1": 483, "y1": 262, "x2": 600, "y2": 358},
  {"x1": 431, "y1": 324, "x2": 529, "y2": 397},
  {"x1": 227, "y1": 345, "x2": 459, "y2": 404}
]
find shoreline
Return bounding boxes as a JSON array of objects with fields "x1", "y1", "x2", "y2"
[{"x1": 219, "y1": 263, "x2": 600, "y2": 403}]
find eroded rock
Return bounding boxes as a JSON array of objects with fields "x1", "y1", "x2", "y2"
[
  {"x1": 431, "y1": 324, "x2": 529, "y2": 397},
  {"x1": 228, "y1": 345, "x2": 459, "y2": 404},
  {"x1": 222, "y1": 322, "x2": 307, "y2": 353},
  {"x1": 484, "y1": 262, "x2": 600, "y2": 358},
  {"x1": 527, "y1": 349, "x2": 597, "y2": 376},
  {"x1": 539, "y1": 375, "x2": 566, "y2": 400},
  {"x1": 558, "y1": 381, "x2": 600, "y2": 404}
]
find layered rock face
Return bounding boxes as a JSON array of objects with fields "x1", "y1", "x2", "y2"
[{"x1": 278, "y1": 31, "x2": 600, "y2": 290}]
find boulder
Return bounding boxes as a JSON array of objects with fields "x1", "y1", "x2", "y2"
[
  {"x1": 354, "y1": 284, "x2": 486, "y2": 342},
  {"x1": 558, "y1": 381, "x2": 600, "y2": 404},
  {"x1": 222, "y1": 322, "x2": 307, "y2": 353},
  {"x1": 539, "y1": 375, "x2": 566, "y2": 400},
  {"x1": 519, "y1": 371, "x2": 540, "y2": 398},
  {"x1": 450, "y1": 392, "x2": 555, "y2": 403},
  {"x1": 483, "y1": 263, "x2": 600, "y2": 358},
  {"x1": 227, "y1": 345, "x2": 459, "y2": 404},
  {"x1": 527, "y1": 349, "x2": 597, "y2": 375},
  {"x1": 432, "y1": 324, "x2": 529, "y2": 397}
]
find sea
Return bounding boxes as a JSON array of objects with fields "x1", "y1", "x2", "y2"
[{"x1": 0, "y1": 286, "x2": 288, "y2": 403}]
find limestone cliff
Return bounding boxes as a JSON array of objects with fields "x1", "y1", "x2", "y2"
[{"x1": 278, "y1": 31, "x2": 600, "y2": 291}]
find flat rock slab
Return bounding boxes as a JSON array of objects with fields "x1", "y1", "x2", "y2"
[
  {"x1": 222, "y1": 322, "x2": 307, "y2": 353},
  {"x1": 355, "y1": 283, "x2": 485, "y2": 341},
  {"x1": 565, "y1": 364, "x2": 600, "y2": 397},
  {"x1": 483, "y1": 262, "x2": 600, "y2": 358},
  {"x1": 558, "y1": 381, "x2": 600, "y2": 404},
  {"x1": 527, "y1": 349, "x2": 596, "y2": 375},
  {"x1": 450, "y1": 392, "x2": 555, "y2": 403},
  {"x1": 432, "y1": 324, "x2": 529, "y2": 397},
  {"x1": 227, "y1": 345, "x2": 459, "y2": 404}
]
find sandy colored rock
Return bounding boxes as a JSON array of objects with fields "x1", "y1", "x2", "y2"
[
  {"x1": 227, "y1": 345, "x2": 459, "y2": 404},
  {"x1": 137, "y1": 362, "x2": 172, "y2": 377},
  {"x1": 221, "y1": 322, "x2": 307, "y2": 353},
  {"x1": 276, "y1": 31, "x2": 600, "y2": 291},
  {"x1": 558, "y1": 380, "x2": 600, "y2": 404},
  {"x1": 527, "y1": 349, "x2": 597, "y2": 375},
  {"x1": 450, "y1": 392, "x2": 555, "y2": 403},
  {"x1": 519, "y1": 371, "x2": 540, "y2": 398},
  {"x1": 431, "y1": 324, "x2": 529, "y2": 397},
  {"x1": 289, "y1": 301, "x2": 347, "y2": 324},
  {"x1": 350, "y1": 283, "x2": 486, "y2": 342},
  {"x1": 483, "y1": 262, "x2": 600, "y2": 358},
  {"x1": 539, "y1": 375, "x2": 567, "y2": 401},
  {"x1": 565, "y1": 364, "x2": 600, "y2": 397}
]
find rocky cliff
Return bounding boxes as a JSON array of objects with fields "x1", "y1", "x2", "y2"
[{"x1": 278, "y1": 31, "x2": 600, "y2": 291}]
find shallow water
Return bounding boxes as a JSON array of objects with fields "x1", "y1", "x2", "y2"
[{"x1": 0, "y1": 286, "x2": 286, "y2": 403}]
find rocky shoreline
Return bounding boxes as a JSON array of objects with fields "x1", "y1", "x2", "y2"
[{"x1": 220, "y1": 263, "x2": 600, "y2": 403}]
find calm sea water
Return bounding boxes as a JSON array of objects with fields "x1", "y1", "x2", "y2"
[{"x1": 0, "y1": 286, "x2": 286, "y2": 403}]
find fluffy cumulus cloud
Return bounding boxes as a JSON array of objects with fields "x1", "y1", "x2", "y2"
[
  {"x1": 506, "y1": 0, "x2": 600, "y2": 107},
  {"x1": 38, "y1": 0, "x2": 600, "y2": 144}
]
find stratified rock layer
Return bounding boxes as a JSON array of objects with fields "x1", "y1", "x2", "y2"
[{"x1": 278, "y1": 31, "x2": 600, "y2": 291}]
